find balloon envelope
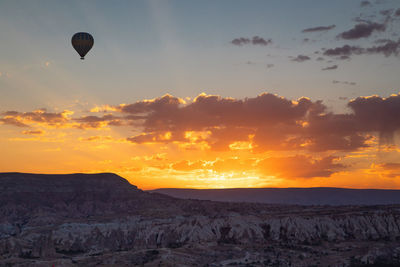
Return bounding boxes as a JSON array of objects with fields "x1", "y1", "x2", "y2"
[{"x1": 71, "y1": 32, "x2": 94, "y2": 60}]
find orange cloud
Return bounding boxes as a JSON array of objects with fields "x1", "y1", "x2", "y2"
[
  {"x1": 171, "y1": 160, "x2": 205, "y2": 171},
  {"x1": 1, "y1": 92, "x2": 400, "y2": 189},
  {"x1": 21, "y1": 130, "x2": 45, "y2": 135},
  {"x1": 369, "y1": 162, "x2": 400, "y2": 178},
  {"x1": 0, "y1": 109, "x2": 72, "y2": 128},
  {"x1": 257, "y1": 155, "x2": 344, "y2": 178}
]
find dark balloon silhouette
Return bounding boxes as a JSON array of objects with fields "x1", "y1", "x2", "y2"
[{"x1": 71, "y1": 32, "x2": 94, "y2": 60}]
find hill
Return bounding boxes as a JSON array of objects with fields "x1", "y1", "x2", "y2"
[{"x1": 151, "y1": 187, "x2": 400, "y2": 205}]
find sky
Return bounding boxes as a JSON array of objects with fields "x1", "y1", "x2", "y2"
[{"x1": 1, "y1": 0, "x2": 400, "y2": 189}]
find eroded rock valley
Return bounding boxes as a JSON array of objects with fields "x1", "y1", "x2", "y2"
[{"x1": 1, "y1": 173, "x2": 400, "y2": 266}]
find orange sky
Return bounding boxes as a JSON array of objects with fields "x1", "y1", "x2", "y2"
[{"x1": 1, "y1": 93, "x2": 399, "y2": 190}]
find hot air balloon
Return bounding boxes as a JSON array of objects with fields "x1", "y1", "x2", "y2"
[{"x1": 71, "y1": 32, "x2": 94, "y2": 60}]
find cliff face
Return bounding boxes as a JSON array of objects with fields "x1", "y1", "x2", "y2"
[
  {"x1": 1, "y1": 173, "x2": 400, "y2": 266},
  {"x1": 0, "y1": 172, "x2": 137, "y2": 193}
]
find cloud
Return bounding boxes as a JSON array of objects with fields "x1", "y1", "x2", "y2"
[
  {"x1": 337, "y1": 22, "x2": 386, "y2": 40},
  {"x1": 257, "y1": 155, "x2": 344, "y2": 178},
  {"x1": 396, "y1": 8, "x2": 400, "y2": 16},
  {"x1": 0, "y1": 109, "x2": 72, "y2": 128},
  {"x1": 123, "y1": 93, "x2": 320, "y2": 150},
  {"x1": 291, "y1": 55, "x2": 311, "y2": 62},
  {"x1": 348, "y1": 94, "x2": 400, "y2": 146},
  {"x1": 333, "y1": 80, "x2": 357, "y2": 86},
  {"x1": 322, "y1": 65, "x2": 338, "y2": 71},
  {"x1": 90, "y1": 105, "x2": 119, "y2": 113},
  {"x1": 302, "y1": 25, "x2": 336, "y2": 33},
  {"x1": 74, "y1": 114, "x2": 124, "y2": 129},
  {"x1": 323, "y1": 39, "x2": 400, "y2": 58},
  {"x1": 323, "y1": 45, "x2": 364, "y2": 57},
  {"x1": 365, "y1": 39, "x2": 400, "y2": 57},
  {"x1": 360, "y1": 1, "x2": 371, "y2": 7},
  {"x1": 118, "y1": 92, "x2": 400, "y2": 152},
  {"x1": 127, "y1": 132, "x2": 176, "y2": 144},
  {"x1": 252, "y1": 36, "x2": 272, "y2": 46},
  {"x1": 79, "y1": 136, "x2": 113, "y2": 142},
  {"x1": 369, "y1": 162, "x2": 400, "y2": 178},
  {"x1": 3, "y1": 93, "x2": 400, "y2": 154},
  {"x1": 169, "y1": 155, "x2": 344, "y2": 179},
  {"x1": 0, "y1": 117, "x2": 29, "y2": 127},
  {"x1": 378, "y1": 163, "x2": 400, "y2": 170},
  {"x1": 231, "y1": 36, "x2": 272, "y2": 46},
  {"x1": 231, "y1": 37, "x2": 250, "y2": 46},
  {"x1": 305, "y1": 112, "x2": 370, "y2": 152},
  {"x1": 171, "y1": 160, "x2": 205, "y2": 171},
  {"x1": 21, "y1": 130, "x2": 45, "y2": 135}
]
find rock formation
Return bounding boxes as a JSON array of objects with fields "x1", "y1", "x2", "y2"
[{"x1": 1, "y1": 172, "x2": 400, "y2": 266}]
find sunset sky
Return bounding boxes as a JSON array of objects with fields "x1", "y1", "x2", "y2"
[{"x1": 1, "y1": 0, "x2": 400, "y2": 189}]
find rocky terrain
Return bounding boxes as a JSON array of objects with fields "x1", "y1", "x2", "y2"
[{"x1": 1, "y1": 173, "x2": 400, "y2": 266}]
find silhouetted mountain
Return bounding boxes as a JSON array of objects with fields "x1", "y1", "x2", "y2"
[
  {"x1": 151, "y1": 187, "x2": 400, "y2": 205},
  {"x1": 2, "y1": 173, "x2": 400, "y2": 266}
]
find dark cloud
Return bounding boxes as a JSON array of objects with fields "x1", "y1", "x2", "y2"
[
  {"x1": 74, "y1": 114, "x2": 124, "y2": 129},
  {"x1": 302, "y1": 25, "x2": 336, "y2": 33},
  {"x1": 396, "y1": 8, "x2": 400, "y2": 16},
  {"x1": 231, "y1": 36, "x2": 272, "y2": 46},
  {"x1": 348, "y1": 94, "x2": 400, "y2": 146},
  {"x1": 333, "y1": 80, "x2": 356, "y2": 86},
  {"x1": 258, "y1": 155, "x2": 344, "y2": 178},
  {"x1": 231, "y1": 37, "x2": 250, "y2": 46},
  {"x1": 266, "y1": 64, "x2": 274, "y2": 69},
  {"x1": 252, "y1": 36, "x2": 272, "y2": 46},
  {"x1": 117, "y1": 94, "x2": 183, "y2": 114},
  {"x1": 291, "y1": 55, "x2": 311, "y2": 62},
  {"x1": 323, "y1": 39, "x2": 400, "y2": 58},
  {"x1": 360, "y1": 1, "x2": 371, "y2": 7},
  {"x1": 316, "y1": 57, "x2": 325, "y2": 61},
  {"x1": 338, "y1": 22, "x2": 386, "y2": 40},
  {"x1": 365, "y1": 39, "x2": 400, "y2": 57},
  {"x1": 305, "y1": 112, "x2": 369, "y2": 152},
  {"x1": 322, "y1": 65, "x2": 338, "y2": 71},
  {"x1": 323, "y1": 45, "x2": 364, "y2": 57},
  {"x1": 120, "y1": 92, "x2": 400, "y2": 152},
  {"x1": 375, "y1": 38, "x2": 393, "y2": 44},
  {"x1": 123, "y1": 94, "x2": 319, "y2": 150},
  {"x1": 121, "y1": 93, "x2": 373, "y2": 153}
]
